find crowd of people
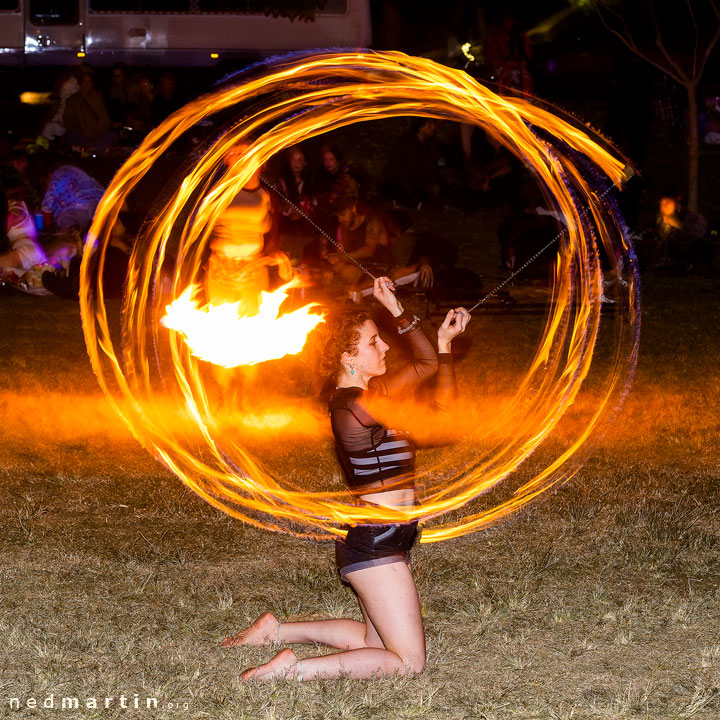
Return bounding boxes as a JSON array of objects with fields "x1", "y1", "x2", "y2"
[
  {"x1": 3, "y1": 50, "x2": 716, "y2": 303},
  {"x1": 1, "y1": 79, "x2": 517, "y2": 301},
  {"x1": 34, "y1": 62, "x2": 183, "y2": 156}
]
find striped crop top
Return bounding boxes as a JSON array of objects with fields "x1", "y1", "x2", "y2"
[{"x1": 328, "y1": 311, "x2": 455, "y2": 495}]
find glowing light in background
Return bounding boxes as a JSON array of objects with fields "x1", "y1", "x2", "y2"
[
  {"x1": 20, "y1": 91, "x2": 52, "y2": 105},
  {"x1": 160, "y1": 282, "x2": 324, "y2": 367},
  {"x1": 80, "y1": 50, "x2": 640, "y2": 542}
]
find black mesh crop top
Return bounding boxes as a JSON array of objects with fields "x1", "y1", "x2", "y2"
[{"x1": 328, "y1": 310, "x2": 456, "y2": 496}]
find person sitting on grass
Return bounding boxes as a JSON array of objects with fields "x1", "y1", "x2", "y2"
[
  {"x1": 222, "y1": 277, "x2": 470, "y2": 681},
  {"x1": 40, "y1": 163, "x2": 105, "y2": 235},
  {"x1": 0, "y1": 181, "x2": 47, "y2": 275},
  {"x1": 63, "y1": 72, "x2": 117, "y2": 155},
  {"x1": 316, "y1": 197, "x2": 434, "y2": 291}
]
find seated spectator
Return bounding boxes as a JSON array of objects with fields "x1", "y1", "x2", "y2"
[
  {"x1": 681, "y1": 213, "x2": 714, "y2": 274},
  {"x1": 380, "y1": 118, "x2": 440, "y2": 209},
  {"x1": 152, "y1": 72, "x2": 183, "y2": 126},
  {"x1": 108, "y1": 62, "x2": 132, "y2": 127},
  {"x1": 0, "y1": 182, "x2": 47, "y2": 274},
  {"x1": 64, "y1": 72, "x2": 117, "y2": 154},
  {"x1": 41, "y1": 164, "x2": 105, "y2": 234},
  {"x1": 1, "y1": 149, "x2": 41, "y2": 213},
  {"x1": 314, "y1": 145, "x2": 362, "y2": 216},
  {"x1": 42, "y1": 215, "x2": 131, "y2": 300},
  {"x1": 657, "y1": 194, "x2": 683, "y2": 242},
  {"x1": 309, "y1": 197, "x2": 434, "y2": 289},
  {"x1": 9, "y1": 148, "x2": 28, "y2": 176},
  {"x1": 276, "y1": 145, "x2": 318, "y2": 243},
  {"x1": 656, "y1": 195, "x2": 713, "y2": 273},
  {"x1": 38, "y1": 63, "x2": 86, "y2": 147},
  {"x1": 127, "y1": 72, "x2": 155, "y2": 135}
]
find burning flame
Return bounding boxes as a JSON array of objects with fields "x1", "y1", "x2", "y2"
[
  {"x1": 80, "y1": 50, "x2": 640, "y2": 542},
  {"x1": 161, "y1": 282, "x2": 323, "y2": 367}
]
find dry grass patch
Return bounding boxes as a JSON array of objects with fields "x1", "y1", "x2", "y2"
[{"x1": 1, "y1": 272, "x2": 719, "y2": 718}]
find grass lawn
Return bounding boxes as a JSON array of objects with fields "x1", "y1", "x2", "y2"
[{"x1": 1, "y1": 204, "x2": 719, "y2": 718}]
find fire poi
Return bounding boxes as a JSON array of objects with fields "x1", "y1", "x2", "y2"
[{"x1": 79, "y1": 50, "x2": 640, "y2": 542}]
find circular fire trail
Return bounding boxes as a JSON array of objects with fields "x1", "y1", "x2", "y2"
[{"x1": 80, "y1": 51, "x2": 640, "y2": 542}]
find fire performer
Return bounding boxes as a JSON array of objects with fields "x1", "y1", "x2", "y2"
[
  {"x1": 222, "y1": 276, "x2": 470, "y2": 680},
  {"x1": 204, "y1": 146, "x2": 291, "y2": 405},
  {"x1": 205, "y1": 147, "x2": 273, "y2": 314}
]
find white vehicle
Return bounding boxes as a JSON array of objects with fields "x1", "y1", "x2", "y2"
[{"x1": 0, "y1": 0, "x2": 371, "y2": 66}]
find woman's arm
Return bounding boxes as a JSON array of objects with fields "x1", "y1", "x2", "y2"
[
  {"x1": 369, "y1": 276, "x2": 439, "y2": 397},
  {"x1": 434, "y1": 308, "x2": 471, "y2": 413}
]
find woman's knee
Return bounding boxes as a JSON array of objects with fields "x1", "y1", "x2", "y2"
[
  {"x1": 400, "y1": 650, "x2": 426, "y2": 675},
  {"x1": 390, "y1": 640, "x2": 425, "y2": 675}
]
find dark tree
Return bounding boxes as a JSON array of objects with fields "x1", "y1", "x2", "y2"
[{"x1": 592, "y1": 0, "x2": 720, "y2": 213}]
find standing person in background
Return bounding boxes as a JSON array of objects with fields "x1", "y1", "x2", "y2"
[
  {"x1": 127, "y1": 72, "x2": 155, "y2": 135},
  {"x1": 205, "y1": 146, "x2": 275, "y2": 315},
  {"x1": 203, "y1": 145, "x2": 291, "y2": 408},
  {"x1": 485, "y1": 10, "x2": 533, "y2": 93}
]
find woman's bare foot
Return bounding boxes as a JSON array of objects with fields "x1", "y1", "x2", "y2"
[
  {"x1": 221, "y1": 611, "x2": 279, "y2": 647},
  {"x1": 242, "y1": 648, "x2": 299, "y2": 682}
]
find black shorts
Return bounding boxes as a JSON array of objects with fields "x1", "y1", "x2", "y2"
[{"x1": 335, "y1": 521, "x2": 419, "y2": 583}]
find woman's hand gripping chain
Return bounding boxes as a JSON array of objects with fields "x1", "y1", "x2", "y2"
[
  {"x1": 373, "y1": 275, "x2": 404, "y2": 317},
  {"x1": 438, "y1": 307, "x2": 470, "y2": 352}
]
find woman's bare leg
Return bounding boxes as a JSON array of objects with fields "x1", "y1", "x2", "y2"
[
  {"x1": 221, "y1": 611, "x2": 278, "y2": 647},
  {"x1": 242, "y1": 561, "x2": 425, "y2": 681},
  {"x1": 223, "y1": 610, "x2": 377, "y2": 650}
]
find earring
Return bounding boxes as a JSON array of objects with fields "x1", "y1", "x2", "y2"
[{"x1": 350, "y1": 365, "x2": 355, "y2": 375}]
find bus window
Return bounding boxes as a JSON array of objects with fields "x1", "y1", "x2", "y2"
[
  {"x1": 194, "y1": 1, "x2": 343, "y2": 15},
  {"x1": 87, "y1": 0, "x2": 348, "y2": 15},
  {"x1": 0, "y1": 0, "x2": 20, "y2": 11},
  {"x1": 90, "y1": 0, "x2": 191, "y2": 11},
  {"x1": 319, "y1": 0, "x2": 347, "y2": 13},
  {"x1": 30, "y1": 0, "x2": 79, "y2": 23}
]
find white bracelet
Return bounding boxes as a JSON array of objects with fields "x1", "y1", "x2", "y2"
[{"x1": 398, "y1": 315, "x2": 420, "y2": 335}]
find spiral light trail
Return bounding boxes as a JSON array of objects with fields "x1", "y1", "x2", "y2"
[{"x1": 80, "y1": 51, "x2": 640, "y2": 542}]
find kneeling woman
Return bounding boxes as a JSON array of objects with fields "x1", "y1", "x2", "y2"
[{"x1": 222, "y1": 276, "x2": 470, "y2": 680}]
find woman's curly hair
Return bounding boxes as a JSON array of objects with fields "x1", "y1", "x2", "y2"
[{"x1": 312, "y1": 308, "x2": 370, "y2": 396}]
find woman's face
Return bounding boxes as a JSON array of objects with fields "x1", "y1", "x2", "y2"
[
  {"x1": 323, "y1": 150, "x2": 339, "y2": 174},
  {"x1": 289, "y1": 149, "x2": 306, "y2": 174},
  {"x1": 80, "y1": 74, "x2": 95, "y2": 94},
  {"x1": 660, "y1": 197, "x2": 677, "y2": 217},
  {"x1": 347, "y1": 320, "x2": 389, "y2": 377}
]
